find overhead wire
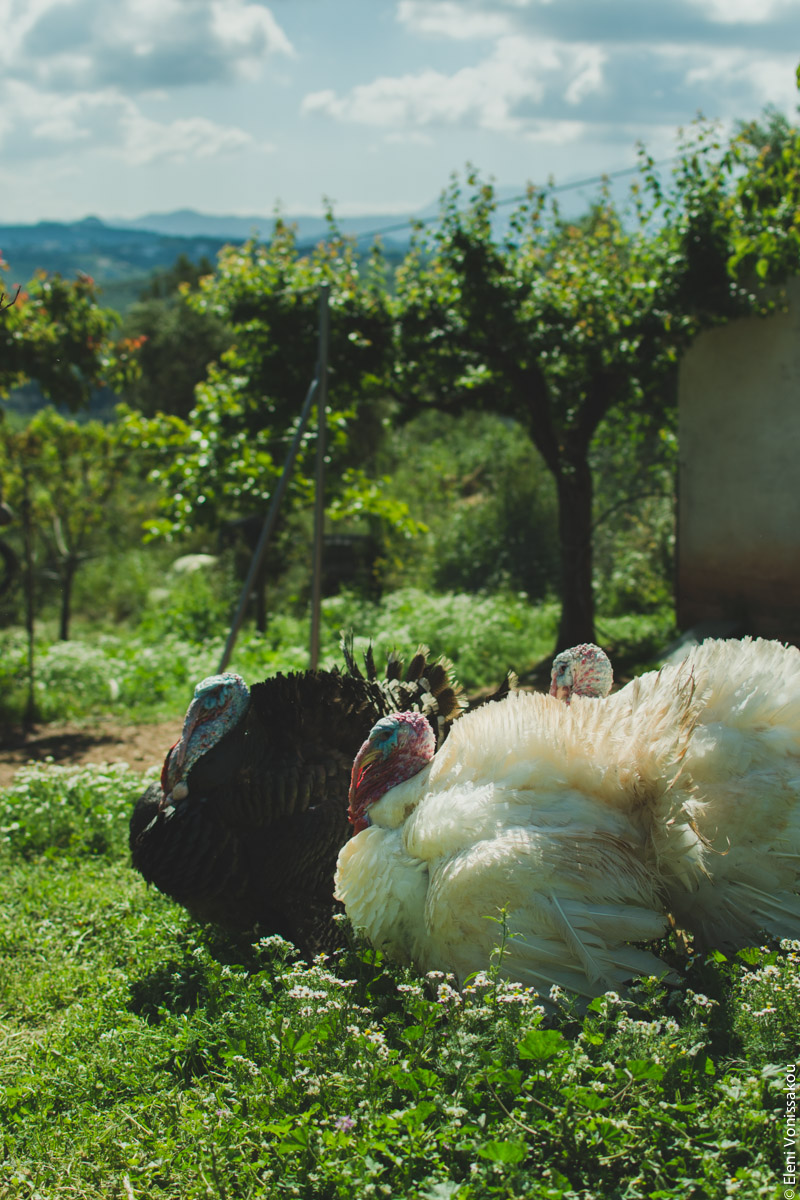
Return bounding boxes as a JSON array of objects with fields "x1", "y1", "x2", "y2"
[{"x1": 344, "y1": 151, "x2": 681, "y2": 246}]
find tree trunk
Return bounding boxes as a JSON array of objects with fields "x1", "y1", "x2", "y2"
[
  {"x1": 19, "y1": 469, "x2": 38, "y2": 725},
  {"x1": 254, "y1": 559, "x2": 267, "y2": 634},
  {"x1": 554, "y1": 455, "x2": 595, "y2": 652},
  {"x1": 59, "y1": 557, "x2": 77, "y2": 641}
]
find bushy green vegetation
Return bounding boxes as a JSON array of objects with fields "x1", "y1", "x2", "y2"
[
  {"x1": 0, "y1": 586, "x2": 675, "y2": 726},
  {"x1": 0, "y1": 763, "x2": 796, "y2": 1198}
]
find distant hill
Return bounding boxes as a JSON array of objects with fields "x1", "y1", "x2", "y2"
[
  {"x1": 0, "y1": 180, "x2": 619, "y2": 301},
  {"x1": 0, "y1": 210, "x2": 419, "y2": 312},
  {"x1": 0, "y1": 188, "x2": 557, "y2": 313},
  {"x1": 0, "y1": 216, "x2": 239, "y2": 306},
  {"x1": 110, "y1": 207, "x2": 418, "y2": 244}
]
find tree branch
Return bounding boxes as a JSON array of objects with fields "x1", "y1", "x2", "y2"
[{"x1": 0, "y1": 287, "x2": 21, "y2": 312}]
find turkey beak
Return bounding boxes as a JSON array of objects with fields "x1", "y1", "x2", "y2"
[{"x1": 550, "y1": 683, "x2": 571, "y2": 704}]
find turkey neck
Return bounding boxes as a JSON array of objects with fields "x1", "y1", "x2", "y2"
[{"x1": 357, "y1": 763, "x2": 434, "y2": 831}]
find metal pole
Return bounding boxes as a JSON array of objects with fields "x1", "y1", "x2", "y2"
[
  {"x1": 309, "y1": 282, "x2": 330, "y2": 669},
  {"x1": 217, "y1": 375, "x2": 319, "y2": 673}
]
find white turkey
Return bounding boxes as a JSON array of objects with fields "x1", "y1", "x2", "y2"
[
  {"x1": 549, "y1": 642, "x2": 613, "y2": 703},
  {"x1": 129, "y1": 641, "x2": 515, "y2": 954},
  {"x1": 335, "y1": 637, "x2": 800, "y2": 997},
  {"x1": 551, "y1": 637, "x2": 800, "y2": 952},
  {"x1": 335, "y1": 688, "x2": 697, "y2": 997}
]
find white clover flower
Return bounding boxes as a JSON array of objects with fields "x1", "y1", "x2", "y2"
[{"x1": 443, "y1": 1104, "x2": 467, "y2": 1119}]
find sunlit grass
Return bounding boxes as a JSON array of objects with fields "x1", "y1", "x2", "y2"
[{"x1": 0, "y1": 763, "x2": 794, "y2": 1199}]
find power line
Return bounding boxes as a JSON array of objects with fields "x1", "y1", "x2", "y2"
[{"x1": 347, "y1": 152, "x2": 680, "y2": 246}]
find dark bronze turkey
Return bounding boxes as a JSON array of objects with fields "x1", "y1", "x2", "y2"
[{"x1": 129, "y1": 641, "x2": 515, "y2": 955}]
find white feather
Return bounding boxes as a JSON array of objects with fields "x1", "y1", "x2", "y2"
[{"x1": 335, "y1": 638, "x2": 800, "y2": 996}]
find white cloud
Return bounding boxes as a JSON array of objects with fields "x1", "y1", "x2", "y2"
[
  {"x1": 211, "y1": 0, "x2": 295, "y2": 60},
  {"x1": 564, "y1": 46, "x2": 606, "y2": 105},
  {"x1": 662, "y1": 44, "x2": 799, "y2": 112},
  {"x1": 301, "y1": 36, "x2": 606, "y2": 133},
  {"x1": 687, "y1": 0, "x2": 795, "y2": 22},
  {"x1": 120, "y1": 112, "x2": 255, "y2": 165},
  {"x1": 396, "y1": 0, "x2": 512, "y2": 40},
  {"x1": 0, "y1": 77, "x2": 264, "y2": 167},
  {"x1": 0, "y1": 0, "x2": 294, "y2": 91}
]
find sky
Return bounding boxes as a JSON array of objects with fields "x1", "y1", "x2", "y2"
[{"x1": 0, "y1": 0, "x2": 798, "y2": 226}]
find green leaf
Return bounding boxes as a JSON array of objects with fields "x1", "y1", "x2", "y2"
[
  {"x1": 518, "y1": 1029, "x2": 566, "y2": 1061},
  {"x1": 477, "y1": 1140, "x2": 527, "y2": 1164},
  {"x1": 404, "y1": 1100, "x2": 437, "y2": 1128},
  {"x1": 561, "y1": 1085, "x2": 610, "y2": 1111},
  {"x1": 625, "y1": 1059, "x2": 666, "y2": 1082}
]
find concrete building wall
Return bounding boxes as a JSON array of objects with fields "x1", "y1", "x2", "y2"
[{"x1": 677, "y1": 277, "x2": 800, "y2": 641}]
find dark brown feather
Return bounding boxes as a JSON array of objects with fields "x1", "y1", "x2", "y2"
[{"x1": 129, "y1": 645, "x2": 509, "y2": 955}]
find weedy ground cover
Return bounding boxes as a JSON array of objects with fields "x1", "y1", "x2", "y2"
[
  {"x1": 1, "y1": 762, "x2": 795, "y2": 1199},
  {"x1": 0, "y1": 589, "x2": 675, "y2": 725}
]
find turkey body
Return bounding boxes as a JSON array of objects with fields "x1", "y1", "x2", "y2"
[
  {"x1": 130, "y1": 647, "x2": 513, "y2": 954},
  {"x1": 336, "y1": 683, "x2": 697, "y2": 997},
  {"x1": 600, "y1": 636, "x2": 800, "y2": 952},
  {"x1": 335, "y1": 638, "x2": 800, "y2": 996}
]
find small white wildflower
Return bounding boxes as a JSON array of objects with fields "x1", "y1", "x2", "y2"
[
  {"x1": 287, "y1": 985, "x2": 327, "y2": 1001},
  {"x1": 437, "y1": 982, "x2": 462, "y2": 1005},
  {"x1": 443, "y1": 1104, "x2": 467, "y2": 1119},
  {"x1": 258, "y1": 934, "x2": 293, "y2": 951},
  {"x1": 397, "y1": 983, "x2": 424, "y2": 997},
  {"x1": 685, "y1": 990, "x2": 718, "y2": 1010}
]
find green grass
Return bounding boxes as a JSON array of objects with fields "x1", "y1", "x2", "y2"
[
  {"x1": 0, "y1": 589, "x2": 674, "y2": 725},
  {"x1": 0, "y1": 763, "x2": 795, "y2": 1199}
]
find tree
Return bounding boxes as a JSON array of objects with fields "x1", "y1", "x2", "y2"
[
  {"x1": 393, "y1": 174, "x2": 682, "y2": 648},
  {"x1": 118, "y1": 252, "x2": 232, "y2": 419},
  {"x1": 121, "y1": 219, "x2": 417, "y2": 557},
  {"x1": 392, "y1": 87, "x2": 800, "y2": 650},
  {"x1": 0, "y1": 262, "x2": 137, "y2": 410},
  {"x1": 0, "y1": 409, "x2": 129, "y2": 636},
  {"x1": 120, "y1": 295, "x2": 231, "y2": 419},
  {"x1": 0, "y1": 261, "x2": 139, "y2": 720}
]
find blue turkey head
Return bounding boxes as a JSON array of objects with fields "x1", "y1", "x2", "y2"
[{"x1": 161, "y1": 672, "x2": 250, "y2": 799}]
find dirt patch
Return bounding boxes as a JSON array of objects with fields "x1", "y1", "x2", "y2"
[{"x1": 0, "y1": 718, "x2": 180, "y2": 788}]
